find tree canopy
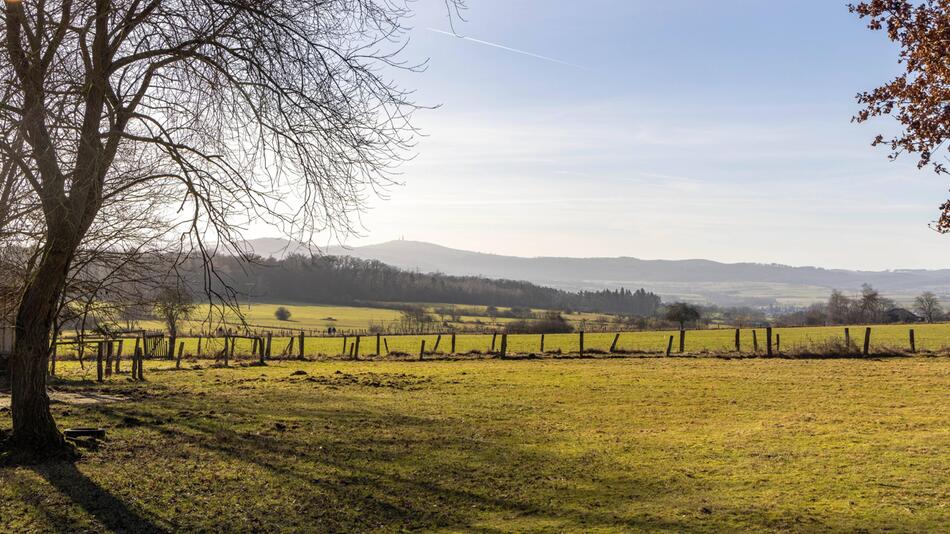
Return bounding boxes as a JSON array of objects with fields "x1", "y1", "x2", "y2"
[{"x1": 0, "y1": 0, "x2": 463, "y2": 456}]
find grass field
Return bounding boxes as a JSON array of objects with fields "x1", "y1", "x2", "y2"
[
  {"x1": 126, "y1": 301, "x2": 614, "y2": 335},
  {"x1": 2, "y1": 357, "x2": 948, "y2": 532},
  {"x1": 53, "y1": 322, "x2": 950, "y2": 360}
]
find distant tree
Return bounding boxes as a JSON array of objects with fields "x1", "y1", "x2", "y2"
[
  {"x1": 859, "y1": 284, "x2": 890, "y2": 323},
  {"x1": 505, "y1": 312, "x2": 574, "y2": 334},
  {"x1": 154, "y1": 286, "x2": 195, "y2": 338},
  {"x1": 274, "y1": 307, "x2": 292, "y2": 322},
  {"x1": 664, "y1": 303, "x2": 701, "y2": 330},
  {"x1": 827, "y1": 290, "x2": 852, "y2": 325},
  {"x1": 914, "y1": 292, "x2": 942, "y2": 323},
  {"x1": 775, "y1": 304, "x2": 828, "y2": 327},
  {"x1": 850, "y1": 2, "x2": 950, "y2": 230},
  {"x1": 398, "y1": 305, "x2": 431, "y2": 334},
  {"x1": 117, "y1": 301, "x2": 154, "y2": 332}
]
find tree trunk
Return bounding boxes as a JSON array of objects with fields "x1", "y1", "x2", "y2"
[{"x1": 9, "y1": 237, "x2": 75, "y2": 453}]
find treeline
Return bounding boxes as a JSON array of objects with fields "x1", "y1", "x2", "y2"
[
  {"x1": 196, "y1": 254, "x2": 662, "y2": 316},
  {"x1": 774, "y1": 284, "x2": 940, "y2": 327}
]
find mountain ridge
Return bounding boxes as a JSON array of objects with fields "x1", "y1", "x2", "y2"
[{"x1": 240, "y1": 238, "x2": 950, "y2": 305}]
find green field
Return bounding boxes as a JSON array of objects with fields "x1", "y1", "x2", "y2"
[
  {"x1": 126, "y1": 301, "x2": 614, "y2": 335},
  {"x1": 2, "y1": 357, "x2": 948, "y2": 532},
  {"x1": 54, "y1": 322, "x2": 950, "y2": 361}
]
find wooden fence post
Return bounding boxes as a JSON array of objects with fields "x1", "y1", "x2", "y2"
[
  {"x1": 766, "y1": 327, "x2": 773, "y2": 357},
  {"x1": 342, "y1": 335, "x2": 348, "y2": 356},
  {"x1": 863, "y1": 327, "x2": 871, "y2": 356},
  {"x1": 384, "y1": 338, "x2": 390, "y2": 355},
  {"x1": 433, "y1": 334, "x2": 442, "y2": 353},
  {"x1": 909, "y1": 329, "x2": 916, "y2": 353},
  {"x1": 609, "y1": 333, "x2": 620, "y2": 353},
  {"x1": 776, "y1": 334, "x2": 781, "y2": 354},
  {"x1": 752, "y1": 330, "x2": 758, "y2": 353},
  {"x1": 133, "y1": 344, "x2": 139, "y2": 379},
  {"x1": 96, "y1": 342, "x2": 104, "y2": 382},
  {"x1": 224, "y1": 335, "x2": 230, "y2": 366},
  {"x1": 136, "y1": 347, "x2": 144, "y2": 381},
  {"x1": 678, "y1": 330, "x2": 685, "y2": 353},
  {"x1": 579, "y1": 331, "x2": 585, "y2": 356},
  {"x1": 451, "y1": 333, "x2": 456, "y2": 354},
  {"x1": 298, "y1": 331, "x2": 305, "y2": 360},
  {"x1": 844, "y1": 327, "x2": 850, "y2": 350},
  {"x1": 173, "y1": 335, "x2": 182, "y2": 368},
  {"x1": 491, "y1": 333, "x2": 497, "y2": 352},
  {"x1": 540, "y1": 333, "x2": 545, "y2": 353},
  {"x1": 130, "y1": 346, "x2": 139, "y2": 379},
  {"x1": 115, "y1": 340, "x2": 124, "y2": 373},
  {"x1": 665, "y1": 335, "x2": 673, "y2": 357},
  {"x1": 105, "y1": 341, "x2": 114, "y2": 377},
  {"x1": 500, "y1": 334, "x2": 508, "y2": 358},
  {"x1": 167, "y1": 334, "x2": 176, "y2": 366},
  {"x1": 376, "y1": 333, "x2": 381, "y2": 356},
  {"x1": 735, "y1": 329, "x2": 740, "y2": 352},
  {"x1": 420, "y1": 340, "x2": 425, "y2": 360},
  {"x1": 349, "y1": 342, "x2": 355, "y2": 359},
  {"x1": 179, "y1": 341, "x2": 185, "y2": 365},
  {"x1": 266, "y1": 333, "x2": 273, "y2": 359},
  {"x1": 197, "y1": 335, "x2": 203, "y2": 357}
]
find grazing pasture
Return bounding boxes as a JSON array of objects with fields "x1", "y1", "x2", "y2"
[{"x1": 2, "y1": 357, "x2": 948, "y2": 532}]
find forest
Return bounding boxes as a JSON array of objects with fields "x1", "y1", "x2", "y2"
[{"x1": 197, "y1": 254, "x2": 663, "y2": 316}]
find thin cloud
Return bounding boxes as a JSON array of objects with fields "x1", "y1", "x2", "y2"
[{"x1": 427, "y1": 28, "x2": 584, "y2": 69}]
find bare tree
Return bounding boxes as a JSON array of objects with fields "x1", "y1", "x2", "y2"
[
  {"x1": 857, "y1": 284, "x2": 894, "y2": 323},
  {"x1": 154, "y1": 285, "x2": 195, "y2": 338},
  {"x1": 827, "y1": 289, "x2": 852, "y2": 325},
  {"x1": 1, "y1": 0, "x2": 463, "y2": 456},
  {"x1": 914, "y1": 291, "x2": 942, "y2": 323}
]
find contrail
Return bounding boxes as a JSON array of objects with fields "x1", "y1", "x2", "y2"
[{"x1": 427, "y1": 28, "x2": 583, "y2": 69}]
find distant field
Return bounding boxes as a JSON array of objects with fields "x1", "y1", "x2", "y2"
[
  {"x1": 3, "y1": 357, "x2": 947, "y2": 531},
  {"x1": 54, "y1": 322, "x2": 950, "y2": 359},
  {"x1": 129, "y1": 301, "x2": 615, "y2": 335}
]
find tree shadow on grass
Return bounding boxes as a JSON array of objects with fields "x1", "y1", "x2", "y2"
[
  {"x1": 91, "y1": 399, "x2": 697, "y2": 532},
  {"x1": 15, "y1": 462, "x2": 170, "y2": 533}
]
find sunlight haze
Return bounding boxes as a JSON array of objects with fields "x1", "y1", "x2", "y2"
[{"x1": 258, "y1": 0, "x2": 950, "y2": 271}]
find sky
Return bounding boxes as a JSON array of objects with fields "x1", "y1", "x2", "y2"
[{"x1": 276, "y1": 1, "x2": 950, "y2": 270}]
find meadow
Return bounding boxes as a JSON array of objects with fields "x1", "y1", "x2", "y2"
[
  {"x1": 129, "y1": 301, "x2": 614, "y2": 335},
  {"x1": 2, "y1": 357, "x2": 948, "y2": 532}
]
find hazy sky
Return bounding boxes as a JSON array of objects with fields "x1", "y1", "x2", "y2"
[{"x1": 282, "y1": 1, "x2": 950, "y2": 270}]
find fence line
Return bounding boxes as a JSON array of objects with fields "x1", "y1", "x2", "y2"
[{"x1": 43, "y1": 324, "x2": 948, "y2": 367}]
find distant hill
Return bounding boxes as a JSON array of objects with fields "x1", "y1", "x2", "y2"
[
  {"x1": 183, "y1": 254, "x2": 662, "y2": 317},
  {"x1": 241, "y1": 238, "x2": 950, "y2": 306}
]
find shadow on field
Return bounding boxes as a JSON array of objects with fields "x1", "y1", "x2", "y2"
[
  {"x1": 91, "y1": 398, "x2": 695, "y2": 532},
  {"x1": 15, "y1": 462, "x2": 169, "y2": 533},
  {"x1": 71, "y1": 369, "x2": 937, "y2": 533}
]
